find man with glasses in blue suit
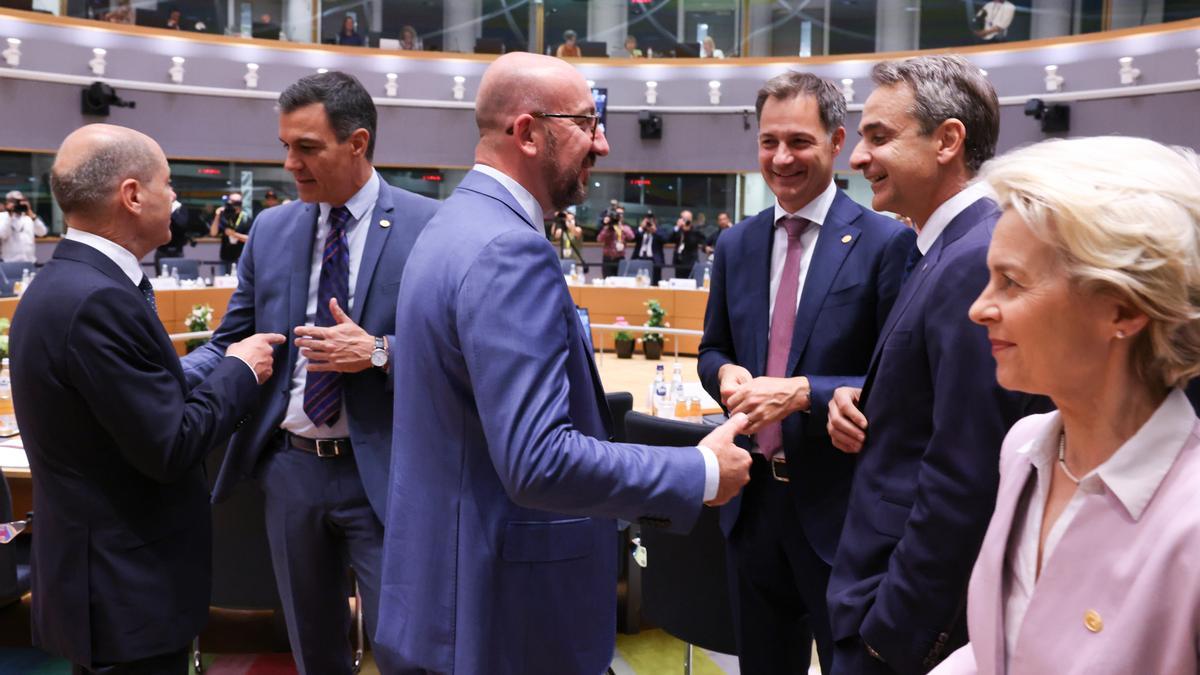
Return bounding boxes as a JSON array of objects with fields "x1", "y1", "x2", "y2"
[{"x1": 375, "y1": 52, "x2": 754, "y2": 675}]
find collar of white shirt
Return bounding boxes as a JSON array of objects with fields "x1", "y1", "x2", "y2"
[
  {"x1": 1024, "y1": 387, "x2": 1195, "y2": 520},
  {"x1": 318, "y1": 169, "x2": 380, "y2": 226},
  {"x1": 916, "y1": 180, "x2": 995, "y2": 255},
  {"x1": 472, "y1": 163, "x2": 545, "y2": 227},
  {"x1": 63, "y1": 229, "x2": 144, "y2": 286},
  {"x1": 772, "y1": 179, "x2": 837, "y2": 228}
]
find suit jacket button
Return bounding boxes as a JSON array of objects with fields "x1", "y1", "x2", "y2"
[{"x1": 1084, "y1": 609, "x2": 1103, "y2": 633}]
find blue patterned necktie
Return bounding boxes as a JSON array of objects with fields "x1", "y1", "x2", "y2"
[
  {"x1": 303, "y1": 206, "x2": 352, "y2": 428},
  {"x1": 137, "y1": 275, "x2": 157, "y2": 311}
]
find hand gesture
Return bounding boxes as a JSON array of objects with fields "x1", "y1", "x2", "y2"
[
  {"x1": 699, "y1": 412, "x2": 752, "y2": 506},
  {"x1": 294, "y1": 298, "x2": 375, "y2": 373},
  {"x1": 227, "y1": 332, "x2": 286, "y2": 384},
  {"x1": 717, "y1": 364, "x2": 752, "y2": 408}
]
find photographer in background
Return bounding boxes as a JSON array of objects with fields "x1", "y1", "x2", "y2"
[
  {"x1": 631, "y1": 211, "x2": 670, "y2": 284},
  {"x1": 0, "y1": 190, "x2": 48, "y2": 263},
  {"x1": 549, "y1": 209, "x2": 587, "y2": 273},
  {"x1": 671, "y1": 209, "x2": 705, "y2": 280},
  {"x1": 155, "y1": 199, "x2": 203, "y2": 265},
  {"x1": 597, "y1": 211, "x2": 635, "y2": 278},
  {"x1": 209, "y1": 191, "x2": 251, "y2": 273}
]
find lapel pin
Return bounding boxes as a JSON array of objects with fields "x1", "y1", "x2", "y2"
[
  {"x1": 841, "y1": 234, "x2": 852, "y2": 244},
  {"x1": 379, "y1": 219, "x2": 391, "y2": 228}
]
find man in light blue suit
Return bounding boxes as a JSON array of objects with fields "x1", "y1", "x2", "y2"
[
  {"x1": 183, "y1": 72, "x2": 438, "y2": 674},
  {"x1": 376, "y1": 52, "x2": 753, "y2": 675}
]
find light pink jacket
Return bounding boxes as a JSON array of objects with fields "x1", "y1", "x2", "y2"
[{"x1": 934, "y1": 406, "x2": 1200, "y2": 675}]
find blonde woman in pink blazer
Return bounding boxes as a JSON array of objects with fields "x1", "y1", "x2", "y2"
[{"x1": 932, "y1": 136, "x2": 1200, "y2": 675}]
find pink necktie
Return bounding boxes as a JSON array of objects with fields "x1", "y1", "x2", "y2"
[{"x1": 756, "y1": 216, "x2": 808, "y2": 459}]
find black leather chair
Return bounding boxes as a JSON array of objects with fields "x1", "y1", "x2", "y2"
[
  {"x1": 158, "y1": 257, "x2": 201, "y2": 281},
  {"x1": 0, "y1": 467, "x2": 30, "y2": 609},
  {"x1": 605, "y1": 392, "x2": 633, "y2": 443},
  {"x1": 624, "y1": 411, "x2": 737, "y2": 670},
  {"x1": 604, "y1": 392, "x2": 639, "y2": 634}
]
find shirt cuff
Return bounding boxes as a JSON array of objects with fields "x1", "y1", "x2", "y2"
[
  {"x1": 229, "y1": 354, "x2": 259, "y2": 384},
  {"x1": 697, "y1": 445, "x2": 719, "y2": 503}
]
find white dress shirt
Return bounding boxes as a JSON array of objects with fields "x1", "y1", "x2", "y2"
[
  {"x1": 768, "y1": 180, "x2": 836, "y2": 325},
  {"x1": 281, "y1": 171, "x2": 380, "y2": 439},
  {"x1": 0, "y1": 212, "x2": 48, "y2": 263},
  {"x1": 1002, "y1": 388, "x2": 1194, "y2": 664},
  {"x1": 915, "y1": 180, "x2": 995, "y2": 256},
  {"x1": 470, "y1": 165, "x2": 720, "y2": 502},
  {"x1": 63, "y1": 229, "x2": 143, "y2": 285}
]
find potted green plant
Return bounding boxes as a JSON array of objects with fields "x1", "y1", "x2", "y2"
[
  {"x1": 0, "y1": 318, "x2": 9, "y2": 360},
  {"x1": 612, "y1": 316, "x2": 635, "y2": 359},
  {"x1": 185, "y1": 303, "x2": 214, "y2": 353},
  {"x1": 641, "y1": 299, "x2": 666, "y2": 360}
]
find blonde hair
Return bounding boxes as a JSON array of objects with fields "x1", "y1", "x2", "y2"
[{"x1": 980, "y1": 136, "x2": 1200, "y2": 388}]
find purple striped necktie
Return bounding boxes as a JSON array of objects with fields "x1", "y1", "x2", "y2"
[
  {"x1": 303, "y1": 205, "x2": 352, "y2": 428},
  {"x1": 756, "y1": 216, "x2": 809, "y2": 459}
]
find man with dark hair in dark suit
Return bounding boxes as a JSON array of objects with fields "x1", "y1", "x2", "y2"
[
  {"x1": 825, "y1": 55, "x2": 1050, "y2": 675},
  {"x1": 699, "y1": 71, "x2": 913, "y2": 675},
  {"x1": 10, "y1": 123, "x2": 281, "y2": 674}
]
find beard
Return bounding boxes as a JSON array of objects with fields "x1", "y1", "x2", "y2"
[{"x1": 543, "y1": 129, "x2": 592, "y2": 210}]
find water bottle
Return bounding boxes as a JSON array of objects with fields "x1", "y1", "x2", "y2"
[
  {"x1": 650, "y1": 364, "x2": 667, "y2": 415},
  {"x1": 569, "y1": 263, "x2": 578, "y2": 282},
  {"x1": 0, "y1": 358, "x2": 15, "y2": 434},
  {"x1": 230, "y1": 262, "x2": 238, "y2": 279},
  {"x1": 671, "y1": 363, "x2": 686, "y2": 417},
  {"x1": 703, "y1": 266, "x2": 712, "y2": 290},
  {"x1": 171, "y1": 265, "x2": 181, "y2": 283}
]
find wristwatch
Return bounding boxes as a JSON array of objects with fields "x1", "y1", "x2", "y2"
[{"x1": 370, "y1": 336, "x2": 389, "y2": 368}]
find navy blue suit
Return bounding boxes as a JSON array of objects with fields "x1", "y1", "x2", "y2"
[
  {"x1": 377, "y1": 170, "x2": 706, "y2": 674},
  {"x1": 10, "y1": 239, "x2": 258, "y2": 670},
  {"x1": 183, "y1": 176, "x2": 437, "y2": 674},
  {"x1": 827, "y1": 198, "x2": 1051, "y2": 675},
  {"x1": 699, "y1": 193, "x2": 914, "y2": 673}
]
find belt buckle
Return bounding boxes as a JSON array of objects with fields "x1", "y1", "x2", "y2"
[
  {"x1": 314, "y1": 439, "x2": 341, "y2": 458},
  {"x1": 770, "y1": 456, "x2": 789, "y2": 482}
]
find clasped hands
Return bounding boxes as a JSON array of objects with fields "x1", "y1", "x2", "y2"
[{"x1": 717, "y1": 364, "x2": 810, "y2": 434}]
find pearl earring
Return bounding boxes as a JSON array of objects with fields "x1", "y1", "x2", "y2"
[{"x1": 1116, "y1": 330, "x2": 1127, "y2": 339}]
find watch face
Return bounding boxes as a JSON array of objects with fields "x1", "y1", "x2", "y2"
[{"x1": 371, "y1": 350, "x2": 387, "y2": 367}]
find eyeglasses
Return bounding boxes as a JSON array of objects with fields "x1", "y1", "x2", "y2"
[{"x1": 507, "y1": 112, "x2": 601, "y2": 140}]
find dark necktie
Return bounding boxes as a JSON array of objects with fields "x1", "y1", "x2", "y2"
[
  {"x1": 137, "y1": 275, "x2": 157, "y2": 311},
  {"x1": 303, "y1": 206, "x2": 352, "y2": 428},
  {"x1": 901, "y1": 244, "x2": 924, "y2": 285},
  {"x1": 756, "y1": 216, "x2": 809, "y2": 459}
]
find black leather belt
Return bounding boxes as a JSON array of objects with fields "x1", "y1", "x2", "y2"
[
  {"x1": 287, "y1": 433, "x2": 352, "y2": 458},
  {"x1": 752, "y1": 453, "x2": 790, "y2": 482}
]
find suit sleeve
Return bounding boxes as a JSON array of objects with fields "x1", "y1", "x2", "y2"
[
  {"x1": 860, "y1": 245, "x2": 1032, "y2": 672},
  {"x1": 806, "y1": 225, "x2": 916, "y2": 430},
  {"x1": 697, "y1": 232, "x2": 734, "y2": 404},
  {"x1": 181, "y1": 217, "x2": 261, "y2": 388},
  {"x1": 457, "y1": 230, "x2": 706, "y2": 531},
  {"x1": 66, "y1": 286, "x2": 258, "y2": 484}
]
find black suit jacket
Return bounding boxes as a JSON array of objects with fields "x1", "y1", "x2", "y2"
[
  {"x1": 631, "y1": 225, "x2": 670, "y2": 265},
  {"x1": 9, "y1": 239, "x2": 258, "y2": 667}
]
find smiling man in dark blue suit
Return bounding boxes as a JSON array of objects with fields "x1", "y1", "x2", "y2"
[
  {"x1": 11, "y1": 124, "x2": 282, "y2": 674},
  {"x1": 699, "y1": 72, "x2": 913, "y2": 675},
  {"x1": 825, "y1": 56, "x2": 1050, "y2": 674},
  {"x1": 182, "y1": 72, "x2": 438, "y2": 674}
]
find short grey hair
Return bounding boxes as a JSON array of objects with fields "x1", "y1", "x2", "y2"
[
  {"x1": 871, "y1": 55, "x2": 998, "y2": 173},
  {"x1": 981, "y1": 136, "x2": 1200, "y2": 388},
  {"x1": 755, "y1": 71, "x2": 846, "y2": 135},
  {"x1": 50, "y1": 138, "x2": 157, "y2": 216}
]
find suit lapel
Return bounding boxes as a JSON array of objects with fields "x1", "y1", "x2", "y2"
[
  {"x1": 745, "y1": 211, "x2": 774, "y2": 377},
  {"x1": 351, "y1": 176, "x2": 395, "y2": 325},
  {"x1": 786, "y1": 195, "x2": 859, "y2": 376}
]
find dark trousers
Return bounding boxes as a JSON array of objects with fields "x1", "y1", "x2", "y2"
[
  {"x1": 726, "y1": 459, "x2": 835, "y2": 675},
  {"x1": 602, "y1": 256, "x2": 622, "y2": 278},
  {"x1": 72, "y1": 648, "x2": 188, "y2": 675},
  {"x1": 260, "y1": 440, "x2": 388, "y2": 675}
]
